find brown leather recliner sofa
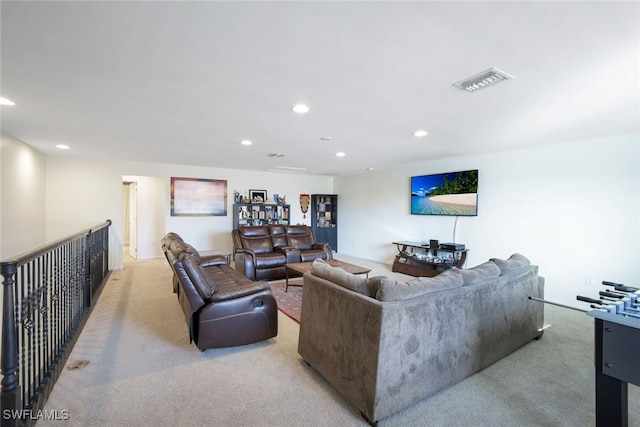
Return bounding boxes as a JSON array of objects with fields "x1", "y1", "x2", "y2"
[
  {"x1": 232, "y1": 225, "x2": 333, "y2": 281},
  {"x1": 161, "y1": 233, "x2": 278, "y2": 350}
]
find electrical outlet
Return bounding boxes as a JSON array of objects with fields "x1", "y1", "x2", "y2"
[{"x1": 585, "y1": 275, "x2": 594, "y2": 286}]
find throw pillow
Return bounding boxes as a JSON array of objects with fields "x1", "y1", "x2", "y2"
[
  {"x1": 490, "y1": 253, "x2": 531, "y2": 276},
  {"x1": 311, "y1": 258, "x2": 376, "y2": 297},
  {"x1": 460, "y1": 261, "x2": 501, "y2": 285},
  {"x1": 182, "y1": 255, "x2": 217, "y2": 300},
  {"x1": 375, "y1": 268, "x2": 463, "y2": 301}
]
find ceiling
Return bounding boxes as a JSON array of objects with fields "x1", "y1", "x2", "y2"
[{"x1": 1, "y1": 1, "x2": 638, "y2": 177}]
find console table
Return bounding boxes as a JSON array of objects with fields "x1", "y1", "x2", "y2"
[{"x1": 391, "y1": 241, "x2": 468, "y2": 277}]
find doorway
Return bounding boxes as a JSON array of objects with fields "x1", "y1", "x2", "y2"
[{"x1": 123, "y1": 181, "x2": 138, "y2": 260}]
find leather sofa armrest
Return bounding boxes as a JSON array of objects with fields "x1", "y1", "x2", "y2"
[
  {"x1": 233, "y1": 249, "x2": 258, "y2": 280},
  {"x1": 235, "y1": 247, "x2": 257, "y2": 258},
  {"x1": 275, "y1": 246, "x2": 301, "y2": 263},
  {"x1": 209, "y1": 282, "x2": 272, "y2": 302},
  {"x1": 313, "y1": 242, "x2": 333, "y2": 254},
  {"x1": 199, "y1": 255, "x2": 229, "y2": 267}
]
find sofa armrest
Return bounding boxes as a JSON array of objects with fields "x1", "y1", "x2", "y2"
[
  {"x1": 275, "y1": 246, "x2": 301, "y2": 263},
  {"x1": 199, "y1": 249, "x2": 231, "y2": 265},
  {"x1": 312, "y1": 242, "x2": 333, "y2": 257},
  {"x1": 235, "y1": 247, "x2": 256, "y2": 258},
  {"x1": 233, "y1": 249, "x2": 258, "y2": 280},
  {"x1": 209, "y1": 282, "x2": 272, "y2": 302},
  {"x1": 200, "y1": 255, "x2": 229, "y2": 267}
]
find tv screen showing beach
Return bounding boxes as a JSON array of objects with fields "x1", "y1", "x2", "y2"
[{"x1": 411, "y1": 170, "x2": 478, "y2": 216}]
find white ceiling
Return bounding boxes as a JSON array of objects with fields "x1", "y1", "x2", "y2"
[{"x1": 1, "y1": 1, "x2": 638, "y2": 176}]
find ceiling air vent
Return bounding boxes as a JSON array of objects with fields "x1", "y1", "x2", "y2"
[{"x1": 452, "y1": 67, "x2": 514, "y2": 93}]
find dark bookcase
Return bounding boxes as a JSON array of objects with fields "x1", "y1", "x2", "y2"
[{"x1": 311, "y1": 194, "x2": 338, "y2": 252}]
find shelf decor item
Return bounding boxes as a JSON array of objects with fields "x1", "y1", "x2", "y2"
[
  {"x1": 249, "y1": 189, "x2": 267, "y2": 203},
  {"x1": 170, "y1": 177, "x2": 227, "y2": 216},
  {"x1": 300, "y1": 194, "x2": 310, "y2": 219},
  {"x1": 232, "y1": 203, "x2": 290, "y2": 228}
]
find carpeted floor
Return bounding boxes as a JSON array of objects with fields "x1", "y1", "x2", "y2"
[
  {"x1": 269, "y1": 278, "x2": 303, "y2": 323},
  {"x1": 37, "y1": 255, "x2": 640, "y2": 426}
]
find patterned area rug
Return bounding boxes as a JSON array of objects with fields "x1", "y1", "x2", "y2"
[{"x1": 268, "y1": 278, "x2": 303, "y2": 323}]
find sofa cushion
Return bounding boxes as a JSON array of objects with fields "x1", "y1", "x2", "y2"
[
  {"x1": 182, "y1": 255, "x2": 217, "y2": 299},
  {"x1": 490, "y1": 253, "x2": 531, "y2": 276},
  {"x1": 269, "y1": 225, "x2": 287, "y2": 248},
  {"x1": 285, "y1": 225, "x2": 315, "y2": 250},
  {"x1": 288, "y1": 234, "x2": 313, "y2": 251},
  {"x1": 311, "y1": 258, "x2": 377, "y2": 297},
  {"x1": 375, "y1": 268, "x2": 463, "y2": 301},
  {"x1": 171, "y1": 241, "x2": 202, "y2": 264},
  {"x1": 239, "y1": 225, "x2": 270, "y2": 237},
  {"x1": 254, "y1": 252, "x2": 287, "y2": 268},
  {"x1": 240, "y1": 236, "x2": 273, "y2": 254},
  {"x1": 460, "y1": 261, "x2": 501, "y2": 285}
]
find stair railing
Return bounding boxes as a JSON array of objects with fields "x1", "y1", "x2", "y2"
[{"x1": 1, "y1": 220, "x2": 111, "y2": 427}]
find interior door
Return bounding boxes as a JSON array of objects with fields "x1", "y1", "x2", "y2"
[{"x1": 128, "y1": 182, "x2": 138, "y2": 259}]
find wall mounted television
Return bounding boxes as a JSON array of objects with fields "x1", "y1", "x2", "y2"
[{"x1": 411, "y1": 169, "x2": 478, "y2": 216}]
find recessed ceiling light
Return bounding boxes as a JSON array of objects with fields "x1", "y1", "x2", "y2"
[
  {"x1": 292, "y1": 104, "x2": 310, "y2": 114},
  {"x1": 320, "y1": 136, "x2": 332, "y2": 141},
  {"x1": 56, "y1": 144, "x2": 70, "y2": 150},
  {"x1": 336, "y1": 152, "x2": 346, "y2": 158},
  {"x1": 0, "y1": 97, "x2": 15, "y2": 106},
  {"x1": 241, "y1": 140, "x2": 253, "y2": 146},
  {"x1": 413, "y1": 130, "x2": 428, "y2": 137}
]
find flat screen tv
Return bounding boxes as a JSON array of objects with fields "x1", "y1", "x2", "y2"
[{"x1": 411, "y1": 169, "x2": 478, "y2": 216}]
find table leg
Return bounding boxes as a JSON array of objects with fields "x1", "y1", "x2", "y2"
[{"x1": 594, "y1": 318, "x2": 628, "y2": 427}]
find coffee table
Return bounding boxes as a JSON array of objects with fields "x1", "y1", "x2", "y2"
[{"x1": 284, "y1": 259, "x2": 371, "y2": 292}]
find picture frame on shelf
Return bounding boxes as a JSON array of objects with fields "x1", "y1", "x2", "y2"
[{"x1": 249, "y1": 189, "x2": 267, "y2": 203}]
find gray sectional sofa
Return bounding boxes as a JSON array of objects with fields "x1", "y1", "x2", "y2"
[{"x1": 298, "y1": 254, "x2": 544, "y2": 424}]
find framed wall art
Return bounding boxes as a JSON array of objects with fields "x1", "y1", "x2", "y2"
[
  {"x1": 249, "y1": 189, "x2": 267, "y2": 203},
  {"x1": 171, "y1": 177, "x2": 227, "y2": 216}
]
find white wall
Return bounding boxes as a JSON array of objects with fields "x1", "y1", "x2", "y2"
[
  {"x1": 4, "y1": 131, "x2": 639, "y2": 308},
  {"x1": 1, "y1": 132, "x2": 46, "y2": 259},
  {"x1": 335, "y1": 133, "x2": 640, "y2": 307},
  {"x1": 45, "y1": 157, "x2": 333, "y2": 269}
]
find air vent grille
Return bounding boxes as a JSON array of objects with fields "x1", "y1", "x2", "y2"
[{"x1": 453, "y1": 67, "x2": 514, "y2": 93}]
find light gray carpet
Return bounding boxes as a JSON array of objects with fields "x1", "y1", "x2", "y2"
[{"x1": 38, "y1": 256, "x2": 639, "y2": 426}]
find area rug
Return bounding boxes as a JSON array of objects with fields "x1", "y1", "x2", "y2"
[{"x1": 268, "y1": 278, "x2": 303, "y2": 323}]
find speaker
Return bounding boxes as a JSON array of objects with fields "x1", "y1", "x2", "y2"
[{"x1": 429, "y1": 239, "x2": 439, "y2": 251}]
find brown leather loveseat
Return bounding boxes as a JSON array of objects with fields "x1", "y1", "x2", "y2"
[
  {"x1": 232, "y1": 225, "x2": 333, "y2": 281},
  {"x1": 162, "y1": 233, "x2": 278, "y2": 350}
]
